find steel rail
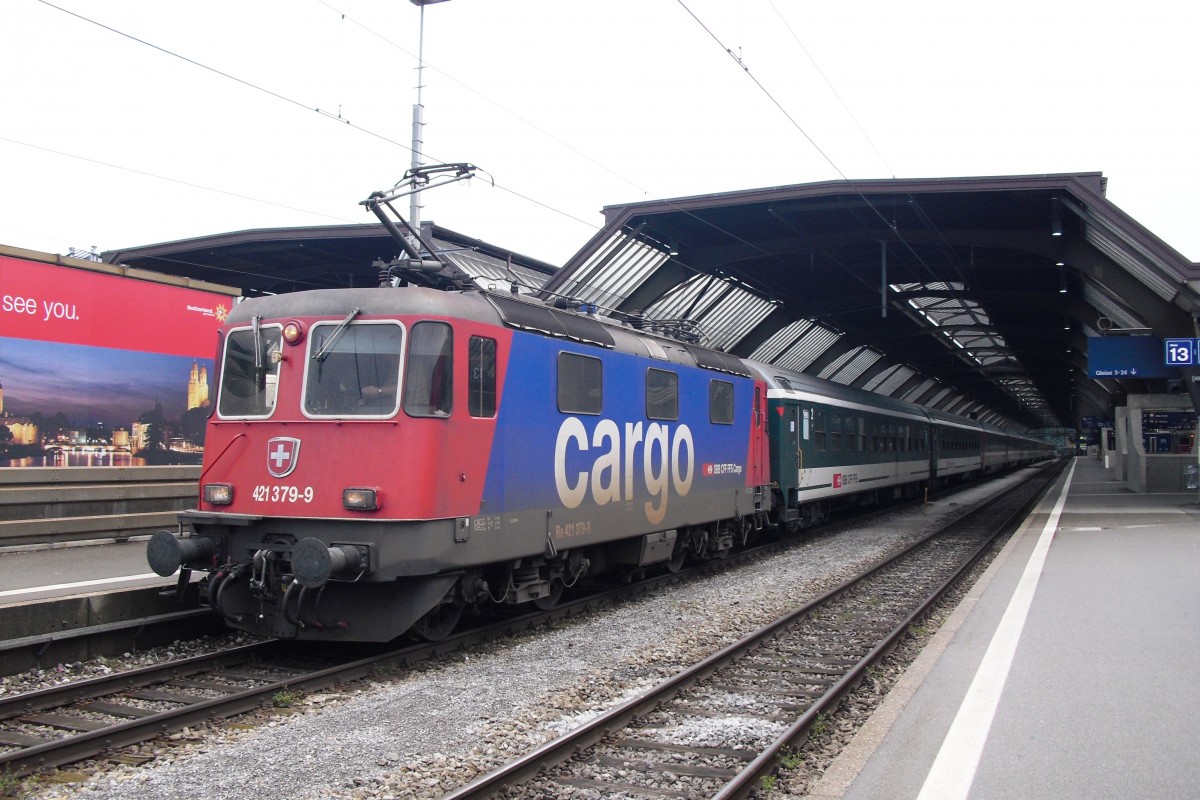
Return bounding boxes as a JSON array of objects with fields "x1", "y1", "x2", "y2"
[
  {"x1": 713, "y1": 460, "x2": 1065, "y2": 798},
  {"x1": 0, "y1": 536, "x2": 777, "y2": 778},
  {"x1": 442, "y1": 460, "x2": 1064, "y2": 799}
]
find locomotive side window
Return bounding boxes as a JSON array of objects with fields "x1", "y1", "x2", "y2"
[
  {"x1": 404, "y1": 322, "x2": 453, "y2": 417},
  {"x1": 646, "y1": 368, "x2": 679, "y2": 421},
  {"x1": 218, "y1": 326, "x2": 283, "y2": 418},
  {"x1": 304, "y1": 322, "x2": 402, "y2": 417},
  {"x1": 558, "y1": 352, "x2": 602, "y2": 414},
  {"x1": 469, "y1": 336, "x2": 497, "y2": 418},
  {"x1": 709, "y1": 380, "x2": 734, "y2": 425}
]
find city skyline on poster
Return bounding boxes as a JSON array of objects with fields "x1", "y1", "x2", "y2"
[{"x1": 0, "y1": 337, "x2": 214, "y2": 467}]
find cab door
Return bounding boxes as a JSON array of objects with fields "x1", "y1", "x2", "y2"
[{"x1": 747, "y1": 384, "x2": 763, "y2": 485}]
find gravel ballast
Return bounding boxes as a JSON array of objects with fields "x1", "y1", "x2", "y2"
[{"x1": 12, "y1": 472, "x2": 1033, "y2": 800}]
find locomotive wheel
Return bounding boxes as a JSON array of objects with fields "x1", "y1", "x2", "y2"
[
  {"x1": 740, "y1": 518, "x2": 759, "y2": 548},
  {"x1": 667, "y1": 541, "x2": 687, "y2": 573},
  {"x1": 533, "y1": 579, "x2": 564, "y2": 610},
  {"x1": 412, "y1": 602, "x2": 463, "y2": 642}
]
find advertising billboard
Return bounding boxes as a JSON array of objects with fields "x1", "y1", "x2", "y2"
[{"x1": 0, "y1": 249, "x2": 239, "y2": 467}]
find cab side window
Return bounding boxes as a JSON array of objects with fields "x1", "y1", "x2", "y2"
[
  {"x1": 404, "y1": 322, "x2": 453, "y2": 417},
  {"x1": 469, "y1": 336, "x2": 497, "y2": 418}
]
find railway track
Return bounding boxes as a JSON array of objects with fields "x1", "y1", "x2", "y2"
[
  {"x1": 442, "y1": 460, "x2": 1064, "y2": 799},
  {"x1": 0, "y1": 465, "x2": 1056, "y2": 783},
  {"x1": 0, "y1": 558, "x2": 748, "y2": 778}
]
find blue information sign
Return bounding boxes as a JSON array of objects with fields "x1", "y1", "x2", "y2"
[
  {"x1": 1087, "y1": 336, "x2": 1179, "y2": 379},
  {"x1": 1165, "y1": 338, "x2": 1196, "y2": 366}
]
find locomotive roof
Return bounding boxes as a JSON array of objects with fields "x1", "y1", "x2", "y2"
[
  {"x1": 226, "y1": 285, "x2": 752, "y2": 377},
  {"x1": 224, "y1": 285, "x2": 505, "y2": 328}
]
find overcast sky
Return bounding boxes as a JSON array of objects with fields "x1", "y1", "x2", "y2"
[{"x1": 2, "y1": 0, "x2": 1196, "y2": 271}]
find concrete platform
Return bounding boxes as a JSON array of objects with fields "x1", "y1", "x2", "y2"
[
  {"x1": 813, "y1": 457, "x2": 1200, "y2": 800},
  {"x1": 0, "y1": 536, "x2": 168, "y2": 605}
]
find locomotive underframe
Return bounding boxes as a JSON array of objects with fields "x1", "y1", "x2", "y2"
[{"x1": 173, "y1": 491, "x2": 771, "y2": 642}]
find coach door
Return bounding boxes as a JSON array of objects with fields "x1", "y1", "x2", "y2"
[
  {"x1": 930, "y1": 426, "x2": 940, "y2": 480},
  {"x1": 794, "y1": 405, "x2": 807, "y2": 482}
]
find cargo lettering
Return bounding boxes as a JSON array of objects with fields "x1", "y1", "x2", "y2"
[{"x1": 554, "y1": 417, "x2": 695, "y2": 525}]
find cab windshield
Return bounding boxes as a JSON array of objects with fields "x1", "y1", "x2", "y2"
[
  {"x1": 304, "y1": 322, "x2": 403, "y2": 417},
  {"x1": 217, "y1": 326, "x2": 283, "y2": 418}
]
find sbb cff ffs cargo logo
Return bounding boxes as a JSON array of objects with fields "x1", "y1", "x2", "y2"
[{"x1": 267, "y1": 437, "x2": 302, "y2": 478}]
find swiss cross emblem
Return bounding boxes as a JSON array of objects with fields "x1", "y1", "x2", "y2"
[{"x1": 267, "y1": 437, "x2": 301, "y2": 478}]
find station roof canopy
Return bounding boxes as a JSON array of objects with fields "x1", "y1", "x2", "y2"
[
  {"x1": 104, "y1": 172, "x2": 1200, "y2": 433},
  {"x1": 103, "y1": 222, "x2": 558, "y2": 298},
  {"x1": 539, "y1": 172, "x2": 1200, "y2": 431}
]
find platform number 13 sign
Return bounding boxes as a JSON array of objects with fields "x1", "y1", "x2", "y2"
[{"x1": 1164, "y1": 339, "x2": 1196, "y2": 366}]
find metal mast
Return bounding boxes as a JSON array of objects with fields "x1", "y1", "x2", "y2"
[{"x1": 409, "y1": 0, "x2": 450, "y2": 230}]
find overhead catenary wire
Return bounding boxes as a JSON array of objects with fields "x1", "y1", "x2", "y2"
[
  {"x1": 0, "y1": 134, "x2": 359, "y2": 226},
  {"x1": 308, "y1": 0, "x2": 775, "y2": 262},
  {"x1": 28, "y1": 0, "x2": 791, "y2": 281},
  {"x1": 673, "y1": 1, "x2": 1045, "y2": 420},
  {"x1": 31, "y1": 0, "x2": 777, "y2": 273},
  {"x1": 767, "y1": 0, "x2": 895, "y2": 178},
  {"x1": 33, "y1": 0, "x2": 602, "y2": 237}
]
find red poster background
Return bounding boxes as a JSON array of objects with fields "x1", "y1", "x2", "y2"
[{"x1": 0, "y1": 255, "x2": 234, "y2": 357}]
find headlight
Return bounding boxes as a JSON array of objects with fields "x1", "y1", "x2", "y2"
[
  {"x1": 204, "y1": 483, "x2": 234, "y2": 505},
  {"x1": 282, "y1": 319, "x2": 306, "y2": 344},
  {"x1": 343, "y1": 487, "x2": 379, "y2": 511}
]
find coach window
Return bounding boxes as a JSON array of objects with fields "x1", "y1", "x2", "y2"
[
  {"x1": 830, "y1": 413, "x2": 842, "y2": 451},
  {"x1": 646, "y1": 368, "x2": 679, "y2": 420},
  {"x1": 813, "y1": 409, "x2": 826, "y2": 452},
  {"x1": 404, "y1": 322, "x2": 453, "y2": 417},
  {"x1": 710, "y1": 380, "x2": 735, "y2": 424},
  {"x1": 219, "y1": 325, "x2": 283, "y2": 418},
  {"x1": 558, "y1": 352, "x2": 603, "y2": 414},
  {"x1": 469, "y1": 336, "x2": 497, "y2": 418}
]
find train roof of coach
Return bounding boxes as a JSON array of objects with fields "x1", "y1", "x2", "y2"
[{"x1": 748, "y1": 362, "x2": 929, "y2": 416}]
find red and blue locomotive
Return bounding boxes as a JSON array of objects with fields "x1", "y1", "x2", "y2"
[{"x1": 149, "y1": 283, "x2": 773, "y2": 641}]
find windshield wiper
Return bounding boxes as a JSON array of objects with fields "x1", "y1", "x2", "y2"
[
  {"x1": 312, "y1": 307, "x2": 362, "y2": 362},
  {"x1": 252, "y1": 315, "x2": 266, "y2": 389}
]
